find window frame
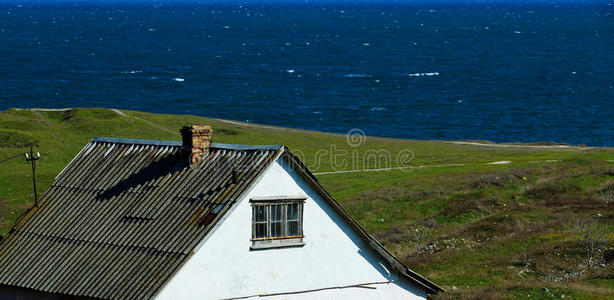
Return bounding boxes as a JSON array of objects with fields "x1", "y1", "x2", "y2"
[{"x1": 250, "y1": 196, "x2": 306, "y2": 250}]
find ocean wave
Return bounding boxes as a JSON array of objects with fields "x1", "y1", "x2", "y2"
[
  {"x1": 407, "y1": 72, "x2": 439, "y2": 77},
  {"x1": 172, "y1": 77, "x2": 185, "y2": 82},
  {"x1": 370, "y1": 106, "x2": 387, "y2": 111},
  {"x1": 344, "y1": 74, "x2": 371, "y2": 78},
  {"x1": 121, "y1": 70, "x2": 143, "y2": 74}
]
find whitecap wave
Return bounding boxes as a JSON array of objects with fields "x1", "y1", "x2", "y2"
[
  {"x1": 407, "y1": 72, "x2": 439, "y2": 77},
  {"x1": 172, "y1": 77, "x2": 185, "y2": 82},
  {"x1": 344, "y1": 74, "x2": 371, "y2": 78}
]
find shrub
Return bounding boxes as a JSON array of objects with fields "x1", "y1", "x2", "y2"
[
  {"x1": 599, "y1": 183, "x2": 614, "y2": 207},
  {"x1": 412, "y1": 226, "x2": 431, "y2": 252},
  {"x1": 565, "y1": 218, "x2": 609, "y2": 270},
  {"x1": 420, "y1": 218, "x2": 439, "y2": 228}
]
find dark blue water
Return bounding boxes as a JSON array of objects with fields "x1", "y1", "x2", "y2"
[{"x1": 0, "y1": 1, "x2": 612, "y2": 145}]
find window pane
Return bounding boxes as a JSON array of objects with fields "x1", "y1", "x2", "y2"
[
  {"x1": 287, "y1": 220, "x2": 299, "y2": 236},
  {"x1": 271, "y1": 204, "x2": 283, "y2": 221},
  {"x1": 254, "y1": 206, "x2": 266, "y2": 222},
  {"x1": 255, "y1": 223, "x2": 267, "y2": 238},
  {"x1": 271, "y1": 220, "x2": 283, "y2": 237},
  {"x1": 287, "y1": 203, "x2": 299, "y2": 221},
  {"x1": 253, "y1": 206, "x2": 268, "y2": 239}
]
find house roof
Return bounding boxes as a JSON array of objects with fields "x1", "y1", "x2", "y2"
[
  {"x1": 0, "y1": 137, "x2": 282, "y2": 300},
  {"x1": 0, "y1": 136, "x2": 443, "y2": 299}
]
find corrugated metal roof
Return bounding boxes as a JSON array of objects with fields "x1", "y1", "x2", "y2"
[{"x1": 0, "y1": 138, "x2": 281, "y2": 300}]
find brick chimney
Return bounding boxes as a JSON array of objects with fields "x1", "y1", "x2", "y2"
[{"x1": 181, "y1": 125, "x2": 213, "y2": 166}]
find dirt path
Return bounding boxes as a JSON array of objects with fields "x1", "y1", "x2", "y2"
[
  {"x1": 110, "y1": 109, "x2": 180, "y2": 136},
  {"x1": 312, "y1": 159, "x2": 561, "y2": 175},
  {"x1": 17, "y1": 108, "x2": 180, "y2": 136},
  {"x1": 24, "y1": 108, "x2": 73, "y2": 111},
  {"x1": 449, "y1": 141, "x2": 591, "y2": 150}
]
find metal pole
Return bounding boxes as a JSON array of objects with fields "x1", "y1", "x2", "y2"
[
  {"x1": 24, "y1": 144, "x2": 40, "y2": 205},
  {"x1": 30, "y1": 146, "x2": 38, "y2": 204}
]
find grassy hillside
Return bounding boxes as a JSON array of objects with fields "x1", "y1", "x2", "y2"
[{"x1": 1, "y1": 108, "x2": 613, "y2": 299}]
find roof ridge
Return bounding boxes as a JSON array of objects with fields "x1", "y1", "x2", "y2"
[
  {"x1": 92, "y1": 137, "x2": 182, "y2": 146},
  {"x1": 91, "y1": 137, "x2": 283, "y2": 151}
]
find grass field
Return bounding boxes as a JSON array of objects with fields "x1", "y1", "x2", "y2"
[{"x1": 1, "y1": 107, "x2": 613, "y2": 299}]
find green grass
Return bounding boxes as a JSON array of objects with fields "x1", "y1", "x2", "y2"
[{"x1": 1, "y1": 107, "x2": 614, "y2": 299}]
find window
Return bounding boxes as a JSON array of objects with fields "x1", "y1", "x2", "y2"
[{"x1": 250, "y1": 196, "x2": 305, "y2": 249}]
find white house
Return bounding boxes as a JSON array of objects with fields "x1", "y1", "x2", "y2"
[{"x1": 0, "y1": 125, "x2": 443, "y2": 300}]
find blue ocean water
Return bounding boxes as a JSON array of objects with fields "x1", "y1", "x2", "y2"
[{"x1": 0, "y1": 1, "x2": 612, "y2": 145}]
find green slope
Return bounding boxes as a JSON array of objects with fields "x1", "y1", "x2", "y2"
[{"x1": 1, "y1": 107, "x2": 613, "y2": 299}]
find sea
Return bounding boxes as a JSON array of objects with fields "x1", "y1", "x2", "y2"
[{"x1": 0, "y1": 1, "x2": 612, "y2": 145}]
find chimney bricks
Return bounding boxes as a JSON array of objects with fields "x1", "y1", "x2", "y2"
[{"x1": 181, "y1": 125, "x2": 213, "y2": 166}]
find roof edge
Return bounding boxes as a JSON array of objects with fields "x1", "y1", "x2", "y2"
[
  {"x1": 90, "y1": 137, "x2": 283, "y2": 151},
  {"x1": 92, "y1": 137, "x2": 182, "y2": 146}
]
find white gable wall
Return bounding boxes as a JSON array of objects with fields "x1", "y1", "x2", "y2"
[{"x1": 154, "y1": 157, "x2": 426, "y2": 300}]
